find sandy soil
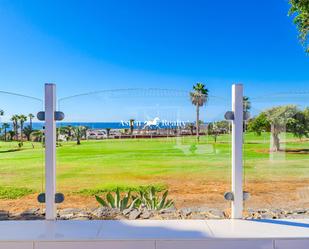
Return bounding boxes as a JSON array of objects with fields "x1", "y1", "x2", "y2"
[{"x1": 1, "y1": 179, "x2": 308, "y2": 213}]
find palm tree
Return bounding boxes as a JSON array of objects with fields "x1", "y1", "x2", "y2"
[
  {"x1": 23, "y1": 125, "x2": 33, "y2": 141},
  {"x1": 56, "y1": 127, "x2": 61, "y2": 142},
  {"x1": 31, "y1": 130, "x2": 44, "y2": 143},
  {"x1": 2, "y1": 123, "x2": 9, "y2": 141},
  {"x1": 243, "y1": 96, "x2": 251, "y2": 113},
  {"x1": 8, "y1": 130, "x2": 15, "y2": 141},
  {"x1": 190, "y1": 83, "x2": 209, "y2": 141},
  {"x1": 19, "y1": 114, "x2": 27, "y2": 144},
  {"x1": 81, "y1": 126, "x2": 88, "y2": 139},
  {"x1": 129, "y1": 119, "x2": 135, "y2": 135},
  {"x1": 187, "y1": 123, "x2": 195, "y2": 135},
  {"x1": 67, "y1": 125, "x2": 74, "y2": 140},
  {"x1": 11, "y1": 115, "x2": 20, "y2": 140},
  {"x1": 57, "y1": 126, "x2": 69, "y2": 141},
  {"x1": 74, "y1": 126, "x2": 86, "y2": 145},
  {"x1": 243, "y1": 96, "x2": 251, "y2": 132},
  {"x1": 106, "y1": 128, "x2": 111, "y2": 138},
  {"x1": 59, "y1": 125, "x2": 75, "y2": 141},
  {"x1": 28, "y1": 113, "x2": 34, "y2": 130}
]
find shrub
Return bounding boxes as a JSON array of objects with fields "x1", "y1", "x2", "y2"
[
  {"x1": 95, "y1": 188, "x2": 138, "y2": 211},
  {"x1": 135, "y1": 186, "x2": 174, "y2": 210},
  {"x1": 95, "y1": 186, "x2": 174, "y2": 211},
  {"x1": 0, "y1": 186, "x2": 33, "y2": 199}
]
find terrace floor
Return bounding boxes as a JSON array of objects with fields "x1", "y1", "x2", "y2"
[{"x1": 0, "y1": 219, "x2": 308, "y2": 249}]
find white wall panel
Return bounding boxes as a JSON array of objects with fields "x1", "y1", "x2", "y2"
[
  {"x1": 0, "y1": 242, "x2": 33, "y2": 249},
  {"x1": 35, "y1": 241, "x2": 155, "y2": 249},
  {"x1": 156, "y1": 239, "x2": 274, "y2": 249},
  {"x1": 275, "y1": 239, "x2": 309, "y2": 249}
]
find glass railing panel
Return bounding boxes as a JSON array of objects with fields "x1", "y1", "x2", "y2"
[
  {"x1": 57, "y1": 89, "x2": 231, "y2": 219},
  {"x1": 243, "y1": 92, "x2": 309, "y2": 218},
  {"x1": 0, "y1": 91, "x2": 44, "y2": 220}
]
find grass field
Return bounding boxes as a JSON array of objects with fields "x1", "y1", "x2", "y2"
[{"x1": 0, "y1": 132, "x2": 308, "y2": 212}]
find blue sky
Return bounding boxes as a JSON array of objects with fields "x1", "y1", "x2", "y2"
[{"x1": 0, "y1": 0, "x2": 308, "y2": 122}]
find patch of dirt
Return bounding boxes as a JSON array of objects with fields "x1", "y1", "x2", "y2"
[
  {"x1": 255, "y1": 148, "x2": 309, "y2": 154},
  {"x1": 0, "y1": 148, "x2": 21, "y2": 153},
  {"x1": 1, "y1": 178, "x2": 309, "y2": 213},
  {"x1": 284, "y1": 149, "x2": 309, "y2": 154}
]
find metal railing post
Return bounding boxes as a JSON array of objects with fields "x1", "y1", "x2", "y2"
[
  {"x1": 231, "y1": 84, "x2": 243, "y2": 219},
  {"x1": 45, "y1": 83, "x2": 57, "y2": 220}
]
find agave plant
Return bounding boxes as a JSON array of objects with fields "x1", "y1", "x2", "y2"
[
  {"x1": 95, "y1": 188, "x2": 138, "y2": 211},
  {"x1": 137, "y1": 186, "x2": 174, "y2": 210}
]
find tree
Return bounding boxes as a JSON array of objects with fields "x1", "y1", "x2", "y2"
[
  {"x1": 247, "y1": 113, "x2": 270, "y2": 136},
  {"x1": 106, "y1": 128, "x2": 111, "y2": 138},
  {"x1": 190, "y1": 83, "x2": 209, "y2": 142},
  {"x1": 129, "y1": 119, "x2": 135, "y2": 135},
  {"x1": 74, "y1": 126, "x2": 86, "y2": 145},
  {"x1": 216, "y1": 120, "x2": 230, "y2": 133},
  {"x1": 289, "y1": 0, "x2": 309, "y2": 52},
  {"x1": 11, "y1": 115, "x2": 20, "y2": 140},
  {"x1": 28, "y1": 113, "x2": 34, "y2": 130},
  {"x1": 67, "y1": 125, "x2": 74, "y2": 140},
  {"x1": 208, "y1": 120, "x2": 230, "y2": 142},
  {"x1": 208, "y1": 122, "x2": 220, "y2": 143},
  {"x1": 264, "y1": 105, "x2": 298, "y2": 151},
  {"x1": 2, "y1": 123, "x2": 10, "y2": 141},
  {"x1": 8, "y1": 130, "x2": 15, "y2": 141},
  {"x1": 243, "y1": 96, "x2": 251, "y2": 113},
  {"x1": 187, "y1": 123, "x2": 195, "y2": 135},
  {"x1": 57, "y1": 126, "x2": 69, "y2": 141},
  {"x1": 82, "y1": 126, "x2": 88, "y2": 139},
  {"x1": 287, "y1": 109, "x2": 309, "y2": 140},
  {"x1": 61, "y1": 125, "x2": 74, "y2": 141},
  {"x1": 249, "y1": 105, "x2": 299, "y2": 151},
  {"x1": 23, "y1": 125, "x2": 33, "y2": 141},
  {"x1": 304, "y1": 107, "x2": 309, "y2": 125},
  {"x1": 31, "y1": 130, "x2": 44, "y2": 143},
  {"x1": 18, "y1": 115, "x2": 27, "y2": 144},
  {"x1": 304, "y1": 107, "x2": 309, "y2": 134},
  {"x1": 243, "y1": 96, "x2": 251, "y2": 132}
]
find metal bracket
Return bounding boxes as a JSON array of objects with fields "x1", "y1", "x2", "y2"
[
  {"x1": 224, "y1": 191, "x2": 250, "y2": 201},
  {"x1": 243, "y1": 191, "x2": 250, "y2": 201},
  {"x1": 37, "y1": 193, "x2": 65, "y2": 203},
  {"x1": 224, "y1": 111, "x2": 234, "y2": 120},
  {"x1": 225, "y1": 111, "x2": 250, "y2": 121},
  {"x1": 224, "y1": 191, "x2": 234, "y2": 201},
  {"x1": 37, "y1": 111, "x2": 65, "y2": 121}
]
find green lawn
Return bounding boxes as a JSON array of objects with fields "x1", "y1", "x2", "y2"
[{"x1": 0, "y1": 132, "x2": 308, "y2": 199}]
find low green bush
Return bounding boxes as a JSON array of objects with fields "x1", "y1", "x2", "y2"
[{"x1": 0, "y1": 186, "x2": 33, "y2": 199}]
